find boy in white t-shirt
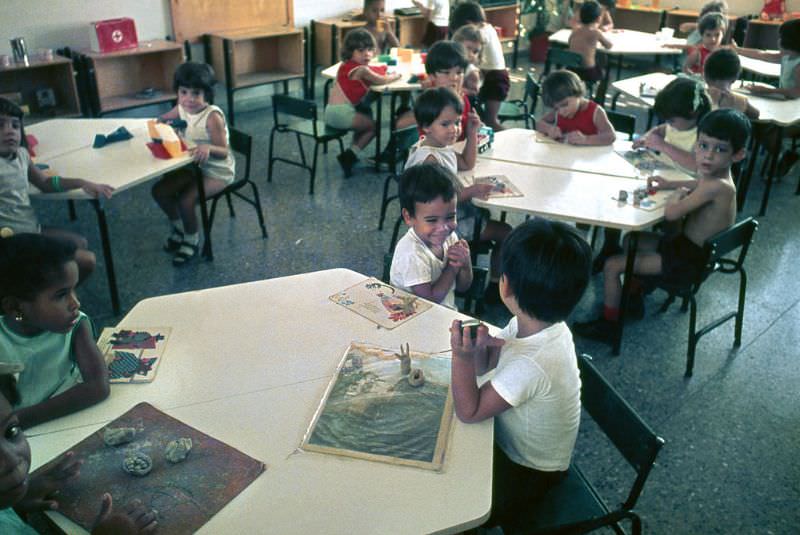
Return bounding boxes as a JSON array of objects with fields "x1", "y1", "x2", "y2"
[
  {"x1": 390, "y1": 163, "x2": 473, "y2": 308},
  {"x1": 449, "y1": 218, "x2": 593, "y2": 529}
]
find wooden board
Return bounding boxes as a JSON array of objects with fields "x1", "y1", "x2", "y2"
[
  {"x1": 170, "y1": 0, "x2": 294, "y2": 44},
  {"x1": 33, "y1": 402, "x2": 265, "y2": 534}
]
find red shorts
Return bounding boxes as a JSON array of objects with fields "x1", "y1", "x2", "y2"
[{"x1": 479, "y1": 69, "x2": 510, "y2": 102}]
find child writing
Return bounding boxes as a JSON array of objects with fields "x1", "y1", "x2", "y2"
[
  {"x1": 452, "y1": 24, "x2": 483, "y2": 103},
  {"x1": 535, "y1": 70, "x2": 616, "y2": 146},
  {"x1": 568, "y1": 0, "x2": 613, "y2": 85},
  {"x1": 390, "y1": 163, "x2": 473, "y2": 308},
  {"x1": 324, "y1": 29, "x2": 402, "y2": 177},
  {"x1": 0, "y1": 234, "x2": 109, "y2": 429},
  {"x1": 451, "y1": 1, "x2": 510, "y2": 131},
  {"x1": 353, "y1": 0, "x2": 399, "y2": 52},
  {"x1": 735, "y1": 18, "x2": 800, "y2": 100},
  {"x1": 633, "y1": 76, "x2": 712, "y2": 173},
  {"x1": 575, "y1": 109, "x2": 749, "y2": 343},
  {"x1": 449, "y1": 218, "x2": 592, "y2": 530},
  {"x1": 704, "y1": 48, "x2": 760, "y2": 119},
  {"x1": 0, "y1": 98, "x2": 113, "y2": 282},
  {"x1": 684, "y1": 13, "x2": 727, "y2": 75},
  {"x1": 571, "y1": 0, "x2": 615, "y2": 31},
  {"x1": 153, "y1": 61, "x2": 235, "y2": 266},
  {"x1": 412, "y1": 0, "x2": 450, "y2": 47}
]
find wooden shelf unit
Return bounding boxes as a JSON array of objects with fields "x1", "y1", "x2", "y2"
[
  {"x1": 484, "y1": 2, "x2": 521, "y2": 68},
  {"x1": 81, "y1": 40, "x2": 184, "y2": 116},
  {"x1": 395, "y1": 14, "x2": 429, "y2": 49},
  {"x1": 743, "y1": 19, "x2": 781, "y2": 49},
  {"x1": 0, "y1": 56, "x2": 81, "y2": 122},
  {"x1": 663, "y1": 9, "x2": 740, "y2": 39},
  {"x1": 311, "y1": 18, "x2": 367, "y2": 67},
  {"x1": 613, "y1": 6, "x2": 665, "y2": 33}
]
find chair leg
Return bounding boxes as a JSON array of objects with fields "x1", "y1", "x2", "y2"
[
  {"x1": 734, "y1": 270, "x2": 747, "y2": 347},
  {"x1": 378, "y1": 174, "x2": 395, "y2": 230},
  {"x1": 309, "y1": 142, "x2": 320, "y2": 195},
  {"x1": 225, "y1": 192, "x2": 235, "y2": 217},
  {"x1": 248, "y1": 181, "x2": 268, "y2": 238},
  {"x1": 267, "y1": 128, "x2": 277, "y2": 183},
  {"x1": 296, "y1": 133, "x2": 307, "y2": 167},
  {"x1": 685, "y1": 295, "x2": 698, "y2": 377},
  {"x1": 68, "y1": 200, "x2": 77, "y2": 221},
  {"x1": 208, "y1": 197, "x2": 219, "y2": 236},
  {"x1": 389, "y1": 215, "x2": 403, "y2": 252}
]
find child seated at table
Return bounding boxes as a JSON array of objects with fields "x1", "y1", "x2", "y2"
[
  {"x1": 452, "y1": 24, "x2": 483, "y2": 104},
  {"x1": 353, "y1": 0, "x2": 399, "y2": 52},
  {"x1": 571, "y1": 0, "x2": 615, "y2": 32},
  {"x1": 680, "y1": 1, "x2": 728, "y2": 46},
  {"x1": 535, "y1": 70, "x2": 616, "y2": 145},
  {"x1": 390, "y1": 163, "x2": 473, "y2": 308},
  {"x1": 683, "y1": 12, "x2": 727, "y2": 75},
  {"x1": 704, "y1": 48, "x2": 760, "y2": 119},
  {"x1": 574, "y1": 109, "x2": 749, "y2": 343},
  {"x1": 735, "y1": 18, "x2": 800, "y2": 100},
  {"x1": 0, "y1": 98, "x2": 113, "y2": 282},
  {"x1": 448, "y1": 218, "x2": 592, "y2": 530},
  {"x1": 324, "y1": 29, "x2": 402, "y2": 177},
  {"x1": 450, "y1": 1, "x2": 510, "y2": 131},
  {"x1": 0, "y1": 372, "x2": 157, "y2": 533},
  {"x1": 568, "y1": 0, "x2": 613, "y2": 85},
  {"x1": 0, "y1": 234, "x2": 109, "y2": 429},
  {"x1": 153, "y1": 61, "x2": 235, "y2": 266},
  {"x1": 633, "y1": 76, "x2": 712, "y2": 174}
]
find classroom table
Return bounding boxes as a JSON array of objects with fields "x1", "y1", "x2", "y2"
[
  {"x1": 27, "y1": 268, "x2": 494, "y2": 534},
  {"x1": 739, "y1": 54, "x2": 781, "y2": 80},
  {"x1": 25, "y1": 118, "x2": 212, "y2": 316}
]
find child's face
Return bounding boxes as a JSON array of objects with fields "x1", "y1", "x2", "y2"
[
  {"x1": 460, "y1": 40, "x2": 482, "y2": 65},
  {"x1": 364, "y1": 1, "x2": 385, "y2": 24},
  {"x1": 15, "y1": 260, "x2": 81, "y2": 335},
  {"x1": 430, "y1": 66, "x2": 465, "y2": 93},
  {"x1": 422, "y1": 105, "x2": 461, "y2": 147},
  {"x1": 402, "y1": 196, "x2": 458, "y2": 249},
  {"x1": 694, "y1": 131, "x2": 744, "y2": 177},
  {"x1": 351, "y1": 47, "x2": 375, "y2": 65},
  {"x1": 177, "y1": 86, "x2": 208, "y2": 114},
  {"x1": 666, "y1": 116, "x2": 696, "y2": 131},
  {"x1": 0, "y1": 395, "x2": 30, "y2": 509},
  {"x1": 552, "y1": 96, "x2": 582, "y2": 118},
  {"x1": 702, "y1": 28, "x2": 724, "y2": 49},
  {"x1": 0, "y1": 114, "x2": 22, "y2": 158}
]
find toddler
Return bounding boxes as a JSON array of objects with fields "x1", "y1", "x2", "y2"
[
  {"x1": 736, "y1": 18, "x2": 800, "y2": 99},
  {"x1": 354, "y1": 0, "x2": 399, "y2": 52},
  {"x1": 568, "y1": 0, "x2": 613, "y2": 85},
  {"x1": 703, "y1": 48, "x2": 760, "y2": 119},
  {"x1": 684, "y1": 12, "x2": 727, "y2": 75},
  {"x1": 452, "y1": 24, "x2": 483, "y2": 102}
]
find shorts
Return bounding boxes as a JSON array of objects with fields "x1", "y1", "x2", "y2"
[
  {"x1": 658, "y1": 233, "x2": 708, "y2": 286},
  {"x1": 324, "y1": 102, "x2": 372, "y2": 130},
  {"x1": 422, "y1": 23, "x2": 449, "y2": 48},
  {"x1": 572, "y1": 64, "x2": 604, "y2": 83},
  {"x1": 479, "y1": 69, "x2": 510, "y2": 102}
]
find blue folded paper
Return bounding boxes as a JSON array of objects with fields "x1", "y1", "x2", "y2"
[{"x1": 93, "y1": 126, "x2": 134, "y2": 149}]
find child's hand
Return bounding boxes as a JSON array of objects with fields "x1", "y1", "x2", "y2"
[
  {"x1": 640, "y1": 131, "x2": 665, "y2": 151},
  {"x1": 449, "y1": 319, "x2": 505, "y2": 361},
  {"x1": 467, "y1": 183, "x2": 494, "y2": 200},
  {"x1": 14, "y1": 451, "x2": 82, "y2": 513},
  {"x1": 447, "y1": 239, "x2": 471, "y2": 270},
  {"x1": 82, "y1": 181, "x2": 115, "y2": 199},
  {"x1": 544, "y1": 124, "x2": 562, "y2": 140},
  {"x1": 190, "y1": 144, "x2": 211, "y2": 165},
  {"x1": 92, "y1": 493, "x2": 158, "y2": 535},
  {"x1": 466, "y1": 109, "x2": 481, "y2": 134},
  {"x1": 647, "y1": 175, "x2": 670, "y2": 191},
  {"x1": 565, "y1": 131, "x2": 587, "y2": 145}
]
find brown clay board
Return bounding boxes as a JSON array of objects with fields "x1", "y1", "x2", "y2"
[
  {"x1": 170, "y1": 0, "x2": 294, "y2": 44},
  {"x1": 33, "y1": 402, "x2": 265, "y2": 534}
]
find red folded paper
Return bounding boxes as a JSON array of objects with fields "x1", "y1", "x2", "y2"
[
  {"x1": 369, "y1": 64, "x2": 388, "y2": 76},
  {"x1": 146, "y1": 139, "x2": 188, "y2": 159}
]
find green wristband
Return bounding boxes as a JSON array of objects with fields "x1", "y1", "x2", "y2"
[{"x1": 50, "y1": 175, "x2": 62, "y2": 192}]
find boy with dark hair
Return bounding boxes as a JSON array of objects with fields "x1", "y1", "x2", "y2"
[
  {"x1": 353, "y1": 0, "x2": 399, "y2": 52},
  {"x1": 575, "y1": 109, "x2": 750, "y2": 343},
  {"x1": 390, "y1": 163, "x2": 473, "y2": 308},
  {"x1": 704, "y1": 49, "x2": 760, "y2": 119},
  {"x1": 449, "y1": 218, "x2": 592, "y2": 529},
  {"x1": 568, "y1": 0, "x2": 613, "y2": 83}
]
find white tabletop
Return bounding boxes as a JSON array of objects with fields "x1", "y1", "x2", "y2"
[
  {"x1": 321, "y1": 60, "x2": 425, "y2": 92},
  {"x1": 739, "y1": 54, "x2": 781, "y2": 79},
  {"x1": 549, "y1": 28, "x2": 685, "y2": 56},
  {"x1": 611, "y1": 71, "x2": 676, "y2": 107}
]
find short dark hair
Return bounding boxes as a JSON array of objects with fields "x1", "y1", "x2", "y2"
[
  {"x1": 0, "y1": 233, "x2": 77, "y2": 302},
  {"x1": 173, "y1": 62, "x2": 216, "y2": 103},
  {"x1": 779, "y1": 19, "x2": 800, "y2": 54},
  {"x1": 654, "y1": 76, "x2": 711, "y2": 121},
  {"x1": 341, "y1": 28, "x2": 376, "y2": 61},
  {"x1": 703, "y1": 48, "x2": 741, "y2": 81},
  {"x1": 398, "y1": 163, "x2": 457, "y2": 216},
  {"x1": 580, "y1": 1, "x2": 603, "y2": 24},
  {"x1": 414, "y1": 87, "x2": 463, "y2": 128},
  {"x1": 0, "y1": 97, "x2": 23, "y2": 120},
  {"x1": 541, "y1": 70, "x2": 586, "y2": 107},
  {"x1": 697, "y1": 108, "x2": 751, "y2": 153},
  {"x1": 698, "y1": 12, "x2": 727, "y2": 34},
  {"x1": 450, "y1": 1, "x2": 486, "y2": 31},
  {"x1": 425, "y1": 40, "x2": 469, "y2": 74},
  {"x1": 699, "y1": 0, "x2": 727, "y2": 17},
  {"x1": 500, "y1": 219, "x2": 592, "y2": 322},
  {"x1": 452, "y1": 24, "x2": 482, "y2": 45}
]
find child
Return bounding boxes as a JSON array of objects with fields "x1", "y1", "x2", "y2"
[
  {"x1": 451, "y1": 1, "x2": 510, "y2": 131},
  {"x1": 0, "y1": 373, "x2": 157, "y2": 533},
  {"x1": 452, "y1": 24, "x2": 483, "y2": 102},
  {"x1": 449, "y1": 218, "x2": 592, "y2": 530},
  {"x1": 683, "y1": 12, "x2": 727, "y2": 75},
  {"x1": 415, "y1": 40, "x2": 475, "y2": 138},
  {"x1": 680, "y1": 1, "x2": 728, "y2": 46},
  {"x1": 153, "y1": 61, "x2": 234, "y2": 266},
  {"x1": 323, "y1": 29, "x2": 402, "y2": 177},
  {"x1": 0, "y1": 98, "x2": 113, "y2": 282},
  {"x1": 0, "y1": 234, "x2": 109, "y2": 429},
  {"x1": 535, "y1": 70, "x2": 616, "y2": 146},
  {"x1": 633, "y1": 76, "x2": 712, "y2": 173},
  {"x1": 574, "y1": 109, "x2": 750, "y2": 343},
  {"x1": 390, "y1": 163, "x2": 473, "y2": 308},
  {"x1": 735, "y1": 18, "x2": 800, "y2": 99},
  {"x1": 704, "y1": 48, "x2": 760, "y2": 119},
  {"x1": 568, "y1": 1, "x2": 613, "y2": 85},
  {"x1": 412, "y1": 0, "x2": 450, "y2": 47},
  {"x1": 571, "y1": 0, "x2": 615, "y2": 32},
  {"x1": 353, "y1": 0, "x2": 399, "y2": 52}
]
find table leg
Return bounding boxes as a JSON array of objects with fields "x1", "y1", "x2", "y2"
[
  {"x1": 613, "y1": 231, "x2": 639, "y2": 355},
  {"x1": 615, "y1": 55, "x2": 623, "y2": 81},
  {"x1": 374, "y1": 92, "x2": 383, "y2": 171},
  {"x1": 91, "y1": 199, "x2": 120, "y2": 316},
  {"x1": 758, "y1": 126, "x2": 782, "y2": 216},
  {"x1": 737, "y1": 136, "x2": 760, "y2": 211},
  {"x1": 195, "y1": 165, "x2": 213, "y2": 260}
]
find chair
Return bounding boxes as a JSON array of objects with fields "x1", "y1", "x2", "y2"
[
  {"x1": 646, "y1": 217, "x2": 758, "y2": 377},
  {"x1": 543, "y1": 48, "x2": 600, "y2": 100},
  {"x1": 606, "y1": 110, "x2": 637, "y2": 140},
  {"x1": 267, "y1": 94, "x2": 349, "y2": 195},
  {"x1": 498, "y1": 72, "x2": 541, "y2": 129},
  {"x1": 502, "y1": 354, "x2": 665, "y2": 535},
  {"x1": 207, "y1": 128, "x2": 268, "y2": 240},
  {"x1": 377, "y1": 127, "x2": 422, "y2": 231}
]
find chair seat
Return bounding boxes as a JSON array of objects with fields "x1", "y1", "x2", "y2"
[
  {"x1": 281, "y1": 120, "x2": 348, "y2": 140},
  {"x1": 498, "y1": 100, "x2": 525, "y2": 119}
]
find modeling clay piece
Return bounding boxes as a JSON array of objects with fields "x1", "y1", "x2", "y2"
[
  {"x1": 396, "y1": 343, "x2": 411, "y2": 375},
  {"x1": 408, "y1": 368, "x2": 425, "y2": 387},
  {"x1": 122, "y1": 451, "x2": 152, "y2": 476},
  {"x1": 165, "y1": 437, "x2": 193, "y2": 463},
  {"x1": 103, "y1": 427, "x2": 136, "y2": 447}
]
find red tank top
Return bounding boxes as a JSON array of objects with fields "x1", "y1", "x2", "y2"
[
  {"x1": 416, "y1": 93, "x2": 472, "y2": 140},
  {"x1": 690, "y1": 46, "x2": 712, "y2": 74},
  {"x1": 556, "y1": 100, "x2": 599, "y2": 136},
  {"x1": 337, "y1": 60, "x2": 369, "y2": 105}
]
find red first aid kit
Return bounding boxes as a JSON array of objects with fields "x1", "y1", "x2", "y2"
[{"x1": 90, "y1": 18, "x2": 138, "y2": 53}]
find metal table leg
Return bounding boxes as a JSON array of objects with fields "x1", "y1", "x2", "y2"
[
  {"x1": 195, "y1": 165, "x2": 213, "y2": 260},
  {"x1": 91, "y1": 199, "x2": 120, "y2": 316},
  {"x1": 758, "y1": 126, "x2": 782, "y2": 216},
  {"x1": 374, "y1": 92, "x2": 383, "y2": 171},
  {"x1": 613, "y1": 231, "x2": 639, "y2": 355}
]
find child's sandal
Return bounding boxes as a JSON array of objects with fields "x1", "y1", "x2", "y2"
[
  {"x1": 172, "y1": 242, "x2": 198, "y2": 266},
  {"x1": 163, "y1": 231, "x2": 184, "y2": 253}
]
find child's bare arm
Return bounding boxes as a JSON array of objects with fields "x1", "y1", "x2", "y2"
[
  {"x1": 632, "y1": 124, "x2": 665, "y2": 149},
  {"x1": 159, "y1": 105, "x2": 180, "y2": 121},
  {"x1": 456, "y1": 109, "x2": 480, "y2": 170},
  {"x1": 408, "y1": 266, "x2": 460, "y2": 303},
  {"x1": 683, "y1": 48, "x2": 700, "y2": 74},
  {"x1": 190, "y1": 110, "x2": 229, "y2": 165},
  {"x1": 28, "y1": 163, "x2": 114, "y2": 199},
  {"x1": 597, "y1": 30, "x2": 613, "y2": 49},
  {"x1": 648, "y1": 175, "x2": 698, "y2": 191},
  {"x1": 354, "y1": 66, "x2": 403, "y2": 86},
  {"x1": 747, "y1": 66, "x2": 800, "y2": 99},
  {"x1": 600, "y1": 10, "x2": 614, "y2": 32},
  {"x1": 663, "y1": 180, "x2": 718, "y2": 221},
  {"x1": 733, "y1": 46, "x2": 782, "y2": 62},
  {"x1": 744, "y1": 98, "x2": 761, "y2": 119},
  {"x1": 16, "y1": 321, "x2": 110, "y2": 429},
  {"x1": 383, "y1": 20, "x2": 400, "y2": 48},
  {"x1": 535, "y1": 113, "x2": 562, "y2": 140},
  {"x1": 679, "y1": 22, "x2": 697, "y2": 34},
  {"x1": 565, "y1": 106, "x2": 616, "y2": 146}
]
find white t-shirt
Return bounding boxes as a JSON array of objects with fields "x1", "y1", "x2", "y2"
[
  {"x1": 390, "y1": 227, "x2": 459, "y2": 309},
  {"x1": 427, "y1": 0, "x2": 450, "y2": 27},
  {"x1": 490, "y1": 318, "x2": 581, "y2": 471},
  {"x1": 405, "y1": 139, "x2": 458, "y2": 174},
  {"x1": 479, "y1": 23, "x2": 506, "y2": 70}
]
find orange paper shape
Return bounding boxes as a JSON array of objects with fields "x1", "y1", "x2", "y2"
[
  {"x1": 397, "y1": 48, "x2": 413, "y2": 63},
  {"x1": 147, "y1": 120, "x2": 186, "y2": 159}
]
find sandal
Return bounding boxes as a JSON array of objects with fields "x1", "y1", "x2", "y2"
[
  {"x1": 163, "y1": 230, "x2": 184, "y2": 253},
  {"x1": 172, "y1": 242, "x2": 198, "y2": 266}
]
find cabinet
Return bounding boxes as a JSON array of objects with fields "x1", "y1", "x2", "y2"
[
  {"x1": 743, "y1": 19, "x2": 780, "y2": 49},
  {"x1": 0, "y1": 55, "x2": 81, "y2": 122},
  {"x1": 311, "y1": 18, "x2": 367, "y2": 67},
  {"x1": 395, "y1": 14, "x2": 429, "y2": 49},
  {"x1": 663, "y1": 10, "x2": 739, "y2": 40},
  {"x1": 614, "y1": 6, "x2": 665, "y2": 33},
  {"x1": 484, "y1": 2, "x2": 521, "y2": 68}
]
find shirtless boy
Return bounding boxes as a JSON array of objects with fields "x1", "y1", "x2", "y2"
[{"x1": 568, "y1": 1, "x2": 613, "y2": 83}]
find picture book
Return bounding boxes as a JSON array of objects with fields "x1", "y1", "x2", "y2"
[
  {"x1": 329, "y1": 278, "x2": 432, "y2": 330},
  {"x1": 458, "y1": 174, "x2": 523, "y2": 198},
  {"x1": 616, "y1": 148, "x2": 664, "y2": 172},
  {"x1": 97, "y1": 327, "x2": 171, "y2": 384}
]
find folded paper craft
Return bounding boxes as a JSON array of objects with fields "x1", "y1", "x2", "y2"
[
  {"x1": 146, "y1": 120, "x2": 186, "y2": 159},
  {"x1": 93, "y1": 127, "x2": 133, "y2": 149}
]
